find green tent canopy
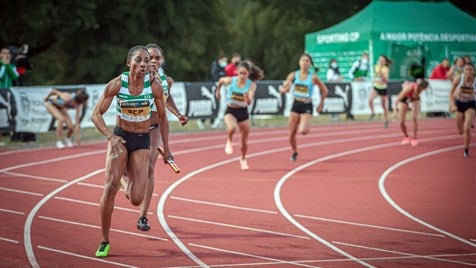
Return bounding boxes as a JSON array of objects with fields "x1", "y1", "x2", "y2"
[{"x1": 305, "y1": 1, "x2": 476, "y2": 81}]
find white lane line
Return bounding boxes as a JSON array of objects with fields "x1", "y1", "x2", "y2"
[
  {"x1": 24, "y1": 168, "x2": 104, "y2": 268},
  {"x1": 2, "y1": 171, "x2": 68, "y2": 183},
  {"x1": 75, "y1": 181, "x2": 105, "y2": 188},
  {"x1": 0, "y1": 237, "x2": 19, "y2": 244},
  {"x1": 334, "y1": 241, "x2": 476, "y2": 266},
  {"x1": 188, "y1": 243, "x2": 319, "y2": 268},
  {"x1": 274, "y1": 135, "x2": 460, "y2": 268},
  {"x1": 0, "y1": 208, "x2": 25, "y2": 215},
  {"x1": 0, "y1": 140, "x2": 106, "y2": 157},
  {"x1": 0, "y1": 186, "x2": 43, "y2": 197},
  {"x1": 37, "y1": 245, "x2": 139, "y2": 268},
  {"x1": 0, "y1": 150, "x2": 104, "y2": 173},
  {"x1": 294, "y1": 214, "x2": 444, "y2": 237},
  {"x1": 75, "y1": 182, "x2": 159, "y2": 197},
  {"x1": 53, "y1": 196, "x2": 154, "y2": 215},
  {"x1": 169, "y1": 215, "x2": 309, "y2": 240},
  {"x1": 171, "y1": 196, "x2": 277, "y2": 214},
  {"x1": 39, "y1": 216, "x2": 167, "y2": 241},
  {"x1": 378, "y1": 144, "x2": 476, "y2": 248}
]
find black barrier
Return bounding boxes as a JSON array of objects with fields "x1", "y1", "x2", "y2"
[
  {"x1": 321, "y1": 82, "x2": 352, "y2": 115},
  {"x1": 251, "y1": 81, "x2": 286, "y2": 115},
  {"x1": 183, "y1": 82, "x2": 219, "y2": 119},
  {"x1": 180, "y1": 80, "x2": 405, "y2": 117}
]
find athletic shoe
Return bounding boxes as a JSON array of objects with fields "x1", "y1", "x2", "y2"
[
  {"x1": 369, "y1": 114, "x2": 375, "y2": 121},
  {"x1": 95, "y1": 242, "x2": 110, "y2": 258},
  {"x1": 401, "y1": 136, "x2": 411, "y2": 145},
  {"x1": 240, "y1": 159, "x2": 249, "y2": 170},
  {"x1": 56, "y1": 140, "x2": 65, "y2": 149},
  {"x1": 0, "y1": 141, "x2": 6, "y2": 146},
  {"x1": 290, "y1": 152, "x2": 298, "y2": 161},
  {"x1": 65, "y1": 138, "x2": 74, "y2": 148},
  {"x1": 225, "y1": 140, "x2": 233, "y2": 155},
  {"x1": 384, "y1": 121, "x2": 389, "y2": 128},
  {"x1": 411, "y1": 139, "x2": 418, "y2": 146},
  {"x1": 137, "y1": 217, "x2": 150, "y2": 231},
  {"x1": 464, "y1": 149, "x2": 469, "y2": 158}
]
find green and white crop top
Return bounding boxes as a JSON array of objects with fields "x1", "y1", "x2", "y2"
[
  {"x1": 151, "y1": 68, "x2": 169, "y2": 112},
  {"x1": 116, "y1": 72, "x2": 154, "y2": 122}
]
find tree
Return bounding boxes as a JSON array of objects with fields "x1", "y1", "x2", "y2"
[{"x1": 1, "y1": 0, "x2": 474, "y2": 84}]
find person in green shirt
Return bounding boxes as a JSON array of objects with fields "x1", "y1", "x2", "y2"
[
  {"x1": 0, "y1": 47, "x2": 19, "y2": 88},
  {"x1": 0, "y1": 47, "x2": 19, "y2": 146}
]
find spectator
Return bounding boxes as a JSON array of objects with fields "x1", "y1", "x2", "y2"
[
  {"x1": 225, "y1": 53, "x2": 241, "y2": 77},
  {"x1": 326, "y1": 58, "x2": 343, "y2": 122},
  {"x1": 200, "y1": 55, "x2": 228, "y2": 129},
  {"x1": 206, "y1": 54, "x2": 227, "y2": 82},
  {"x1": 347, "y1": 52, "x2": 370, "y2": 121},
  {"x1": 0, "y1": 47, "x2": 19, "y2": 89},
  {"x1": 429, "y1": 58, "x2": 450, "y2": 79},
  {"x1": 446, "y1": 57, "x2": 465, "y2": 82},
  {"x1": 0, "y1": 47, "x2": 19, "y2": 146},
  {"x1": 463, "y1": 55, "x2": 473, "y2": 64},
  {"x1": 326, "y1": 58, "x2": 343, "y2": 82},
  {"x1": 9, "y1": 44, "x2": 32, "y2": 86},
  {"x1": 348, "y1": 52, "x2": 370, "y2": 81}
]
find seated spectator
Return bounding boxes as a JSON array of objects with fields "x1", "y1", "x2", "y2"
[
  {"x1": 429, "y1": 58, "x2": 450, "y2": 79},
  {"x1": 44, "y1": 88, "x2": 89, "y2": 148}
]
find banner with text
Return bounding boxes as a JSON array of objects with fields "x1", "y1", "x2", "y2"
[{"x1": 1, "y1": 79, "x2": 452, "y2": 133}]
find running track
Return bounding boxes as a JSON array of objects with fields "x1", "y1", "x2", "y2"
[{"x1": 0, "y1": 118, "x2": 475, "y2": 268}]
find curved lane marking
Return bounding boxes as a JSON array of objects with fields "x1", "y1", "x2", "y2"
[
  {"x1": 24, "y1": 169, "x2": 104, "y2": 268},
  {"x1": 274, "y1": 135, "x2": 460, "y2": 267},
  {"x1": 378, "y1": 144, "x2": 476, "y2": 248}
]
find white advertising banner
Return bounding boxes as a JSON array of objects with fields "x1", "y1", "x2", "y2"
[{"x1": 420, "y1": 79, "x2": 452, "y2": 112}]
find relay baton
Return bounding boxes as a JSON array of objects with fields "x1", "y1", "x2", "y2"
[{"x1": 157, "y1": 146, "x2": 180, "y2": 173}]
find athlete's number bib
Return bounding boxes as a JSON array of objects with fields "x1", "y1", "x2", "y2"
[
  {"x1": 119, "y1": 100, "x2": 150, "y2": 121},
  {"x1": 294, "y1": 84, "x2": 309, "y2": 95}
]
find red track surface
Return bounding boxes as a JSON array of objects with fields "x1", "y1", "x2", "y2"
[{"x1": 0, "y1": 118, "x2": 475, "y2": 267}]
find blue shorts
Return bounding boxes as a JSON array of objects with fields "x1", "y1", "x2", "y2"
[{"x1": 113, "y1": 126, "x2": 150, "y2": 154}]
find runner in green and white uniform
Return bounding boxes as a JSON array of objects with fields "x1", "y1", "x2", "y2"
[
  {"x1": 91, "y1": 45, "x2": 171, "y2": 258},
  {"x1": 134, "y1": 44, "x2": 188, "y2": 232}
]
